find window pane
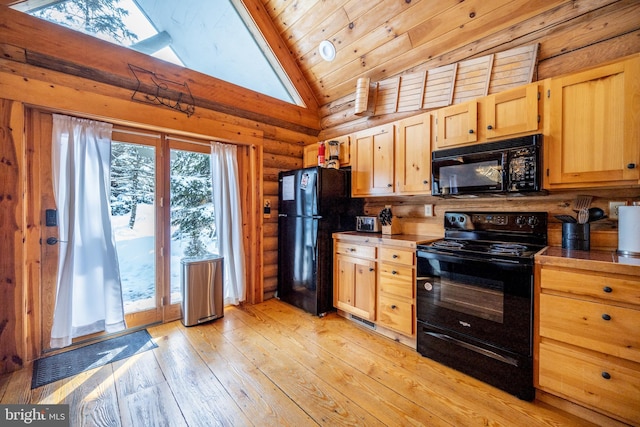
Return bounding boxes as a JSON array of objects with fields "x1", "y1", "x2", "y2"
[
  {"x1": 110, "y1": 142, "x2": 156, "y2": 313},
  {"x1": 170, "y1": 149, "x2": 217, "y2": 303}
]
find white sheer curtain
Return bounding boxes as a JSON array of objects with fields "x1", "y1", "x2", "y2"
[
  {"x1": 50, "y1": 114, "x2": 126, "y2": 349},
  {"x1": 210, "y1": 142, "x2": 246, "y2": 305}
]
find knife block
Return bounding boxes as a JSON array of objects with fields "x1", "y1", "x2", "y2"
[{"x1": 381, "y1": 222, "x2": 401, "y2": 235}]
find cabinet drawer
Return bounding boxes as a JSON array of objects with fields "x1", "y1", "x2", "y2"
[
  {"x1": 379, "y1": 247, "x2": 414, "y2": 266},
  {"x1": 378, "y1": 294, "x2": 414, "y2": 336},
  {"x1": 378, "y1": 264, "x2": 414, "y2": 299},
  {"x1": 538, "y1": 340, "x2": 640, "y2": 425},
  {"x1": 539, "y1": 293, "x2": 640, "y2": 363},
  {"x1": 540, "y1": 267, "x2": 640, "y2": 306},
  {"x1": 335, "y1": 241, "x2": 376, "y2": 259}
]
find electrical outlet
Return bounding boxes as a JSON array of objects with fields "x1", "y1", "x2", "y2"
[
  {"x1": 424, "y1": 204, "x2": 433, "y2": 217},
  {"x1": 609, "y1": 201, "x2": 625, "y2": 219}
]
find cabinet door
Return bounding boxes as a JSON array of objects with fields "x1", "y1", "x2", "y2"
[
  {"x1": 334, "y1": 254, "x2": 376, "y2": 320},
  {"x1": 396, "y1": 113, "x2": 432, "y2": 194},
  {"x1": 484, "y1": 83, "x2": 540, "y2": 139},
  {"x1": 547, "y1": 58, "x2": 640, "y2": 187},
  {"x1": 325, "y1": 134, "x2": 351, "y2": 167},
  {"x1": 435, "y1": 100, "x2": 478, "y2": 149},
  {"x1": 303, "y1": 144, "x2": 319, "y2": 168},
  {"x1": 352, "y1": 123, "x2": 395, "y2": 196}
]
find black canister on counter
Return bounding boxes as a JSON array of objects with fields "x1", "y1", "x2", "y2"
[{"x1": 562, "y1": 223, "x2": 590, "y2": 251}]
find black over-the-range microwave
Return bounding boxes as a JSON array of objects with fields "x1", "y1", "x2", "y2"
[{"x1": 431, "y1": 134, "x2": 543, "y2": 197}]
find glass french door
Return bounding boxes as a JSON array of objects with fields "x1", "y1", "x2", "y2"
[
  {"x1": 167, "y1": 138, "x2": 217, "y2": 306},
  {"x1": 35, "y1": 112, "x2": 219, "y2": 352},
  {"x1": 109, "y1": 128, "x2": 163, "y2": 328}
]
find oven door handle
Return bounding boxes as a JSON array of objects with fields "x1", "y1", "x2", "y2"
[
  {"x1": 417, "y1": 250, "x2": 531, "y2": 270},
  {"x1": 424, "y1": 331, "x2": 519, "y2": 367}
]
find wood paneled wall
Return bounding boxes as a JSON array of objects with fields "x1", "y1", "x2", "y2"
[
  {"x1": 317, "y1": 0, "x2": 640, "y2": 138},
  {"x1": 1, "y1": 1, "x2": 640, "y2": 376}
]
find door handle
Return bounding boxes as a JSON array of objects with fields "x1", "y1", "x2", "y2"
[{"x1": 46, "y1": 237, "x2": 68, "y2": 245}]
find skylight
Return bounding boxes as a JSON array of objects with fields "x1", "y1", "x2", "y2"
[{"x1": 11, "y1": 0, "x2": 301, "y2": 105}]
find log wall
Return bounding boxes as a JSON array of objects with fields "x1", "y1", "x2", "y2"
[{"x1": 1, "y1": 1, "x2": 640, "y2": 376}]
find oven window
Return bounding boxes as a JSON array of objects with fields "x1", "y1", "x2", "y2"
[
  {"x1": 438, "y1": 275, "x2": 503, "y2": 323},
  {"x1": 440, "y1": 160, "x2": 502, "y2": 194}
]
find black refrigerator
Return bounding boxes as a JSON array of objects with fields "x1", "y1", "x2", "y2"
[{"x1": 277, "y1": 167, "x2": 360, "y2": 316}]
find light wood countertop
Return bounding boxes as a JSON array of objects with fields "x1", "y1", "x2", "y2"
[
  {"x1": 536, "y1": 246, "x2": 640, "y2": 276},
  {"x1": 332, "y1": 231, "x2": 442, "y2": 249}
]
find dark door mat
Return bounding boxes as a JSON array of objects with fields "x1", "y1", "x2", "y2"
[{"x1": 31, "y1": 329, "x2": 157, "y2": 389}]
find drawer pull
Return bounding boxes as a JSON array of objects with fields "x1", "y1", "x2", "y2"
[
  {"x1": 392, "y1": 254, "x2": 398, "y2": 259},
  {"x1": 603, "y1": 286, "x2": 612, "y2": 293},
  {"x1": 369, "y1": 268, "x2": 374, "y2": 272},
  {"x1": 602, "y1": 313, "x2": 611, "y2": 321},
  {"x1": 601, "y1": 371, "x2": 611, "y2": 380},
  {"x1": 392, "y1": 270, "x2": 398, "y2": 275},
  {"x1": 391, "y1": 305, "x2": 397, "y2": 310}
]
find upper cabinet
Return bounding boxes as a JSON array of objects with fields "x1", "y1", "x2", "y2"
[
  {"x1": 302, "y1": 134, "x2": 351, "y2": 168},
  {"x1": 483, "y1": 83, "x2": 540, "y2": 140},
  {"x1": 395, "y1": 113, "x2": 432, "y2": 195},
  {"x1": 434, "y1": 83, "x2": 542, "y2": 150},
  {"x1": 352, "y1": 123, "x2": 395, "y2": 196},
  {"x1": 302, "y1": 144, "x2": 319, "y2": 168},
  {"x1": 435, "y1": 100, "x2": 478, "y2": 149},
  {"x1": 546, "y1": 56, "x2": 640, "y2": 188}
]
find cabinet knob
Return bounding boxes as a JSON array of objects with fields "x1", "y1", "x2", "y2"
[
  {"x1": 423, "y1": 180, "x2": 428, "y2": 184},
  {"x1": 387, "y1": 183, "x2": 392, "y2": 187},
  {"x1": 391, "y1": 305, "x2": 397, "y2": 310},
  {"x1": 487, "y1": 125, "x2": 493, "y2": 130},
  {"x1": 468, "y1": 129, "x2": 474, "y2": 134},
  {"x1": 369, "y1": 267, "x2": 374, "y2": 272},
  {"x1": 603, "y1": 286, "x2": 612, "y2": 293},
  {"x1": 392, "y1": 270, "x2": 398, "y2": 275},
  {"x1": 601, "y1": 371, "x2": 611, "y2": 380},
  {"x1": 628, "y1": 163, "x2": 637, "y2": 169},
  {"x1": 392, "y1": 254, "x2": 398, "y2": 259},
  {"x1": 602, "y1": 313, "x2": 611, "y2": 321}
]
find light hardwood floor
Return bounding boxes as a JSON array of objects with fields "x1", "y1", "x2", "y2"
[{"x1": 0, "y1": 299, "x2": 623, "y2": 426}]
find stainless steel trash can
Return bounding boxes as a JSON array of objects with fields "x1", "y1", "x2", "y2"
[{"x1": 180, "y1": 255, "x2": 224, "y2": 326}]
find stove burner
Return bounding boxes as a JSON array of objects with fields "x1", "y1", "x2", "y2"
[
  {"x1": 488, "y1": 243, "x2": 529, "y2": 256},
  {"x1": 431, "y1": 240, "x2": 465, "y2": 249}
]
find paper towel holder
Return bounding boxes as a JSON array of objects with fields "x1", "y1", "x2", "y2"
[{"x1": 617, "y1": 205, "x2": 640, "y2": 257}]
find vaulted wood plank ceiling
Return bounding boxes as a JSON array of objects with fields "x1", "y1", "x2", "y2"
[{"x1": 256, "y1": 0, "x2": 640, "y2": 111}]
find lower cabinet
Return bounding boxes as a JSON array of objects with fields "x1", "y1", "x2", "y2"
[
  {"x1": 335, "y1": 252, "x2": 376, "y2": 321},
  {"x1": 377, "y1": 247, "x2": 415, "y2": 336},
  {"x1": 333, "y1": 234, "x2": 420, "y2": 344},
  {"x1": 535, "y1": 259, "x2": 640, "y2": 425}
]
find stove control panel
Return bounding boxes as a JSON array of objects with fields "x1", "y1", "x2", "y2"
[{"x1": 444, "y1": 211, "x2": 547, "y2": 235}]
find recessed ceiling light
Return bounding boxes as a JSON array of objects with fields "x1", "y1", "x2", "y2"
[{"x1": 319, "y1": 40, "x2": 336, "y2": 62}]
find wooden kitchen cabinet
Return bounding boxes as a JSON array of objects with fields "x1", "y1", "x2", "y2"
[
  {"x1": 435, "y1": 100, "x2": 478, "y2": 149},
  {"x1": 303, "y1": 134, "x2": 352, "y2": 168},
  {"x1": 352, "y1": 123, "x2": 395, "y2": 196},
  {"x1": 377, "y1": 246, "x2": 415, "y2": 336},
  {"x1": 334, "y1": 241, "x2": 377, "y2": 321},
  {"x1": 483, "y1": 83, "x2": 540, "y2": 140},
  {"x1": 334, "y1": 233, "x2": 430, "y2": 346},
  {"x1": 535, "y1": 260, "x2": 640, "y2": 425},
  {"x1": 395, "y1": 113, "x2": 432, "y2": 195},
  {"x1": 545, "y1": 56, "x2": 640, "y2": 189},
  {"x1": 302, "y1": 143, "x2": 319, "y2": 167}
]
